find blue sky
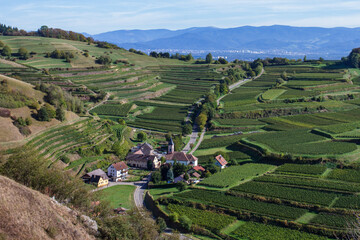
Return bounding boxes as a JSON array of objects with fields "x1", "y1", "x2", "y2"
[{"x1": 1, "y1": 0, "x2": 360, "y2": 34}]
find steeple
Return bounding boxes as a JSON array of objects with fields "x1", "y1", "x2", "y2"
[{"x1": 168, "y1": 138, "x2": 174, "y2": 153}]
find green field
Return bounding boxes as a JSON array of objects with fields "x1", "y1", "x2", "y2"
[
  {"x1": 99, "y1": 185, "x2": 136, "y2": 209},
  {"x1": 198, "y1": 163, "x2": 275, "y2": 188},
  {"x1": 230, "y1": 222, "x2": 327, "y2": 240},
  {"x1": 3, "y1": 35, "x2": 360, "y2": 239}
]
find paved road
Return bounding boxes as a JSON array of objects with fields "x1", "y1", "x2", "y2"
[
  {"x1": 188, "y1": 128, "x2": 205, "y2": 155},
  {"x1": 93, "y1": 174, "x2": 150, "y2": 210},
  {"x1": 182, "y1": 124, "x2": 199, "y2": 153},
  {"x1": 182, "y1": 100, "x2": 203, "y2": 153}
]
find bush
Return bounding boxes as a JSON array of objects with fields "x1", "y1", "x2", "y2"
[
  {"x1": 18, "y1": 47, "x2": 29, "y2": 60},
  {"x1": 137, "y1": 131, "x2": 147, "y2": 142},
  {"x1": 176, "y1": 182, "x2": 187, "y2": 192},
  {"x1": 169, "y1": 212, "x2": 179, "y2": 222},
  {"x1": 96, "y1": 55, "x2": 112, "y2": 65},
  {"x1": 151, "y1": 171, "x2": 162, "y2": 184},
  {"x1": 60, "y1": 155, "x2": 70, "y2": 164},
  {"x1": 179, "y1": 215, "x2": 192, "y2": 230},
  {"x1": 156, "y1": 217, "x2": 167, "y2": 232}
]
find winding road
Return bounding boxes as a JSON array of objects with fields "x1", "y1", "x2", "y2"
[
  {"x1": 93, "y1": 174, "x2": 150, "y2": 210},
  {"x1": 182, "y1": 68, "x2": 264, "y2": 154}
]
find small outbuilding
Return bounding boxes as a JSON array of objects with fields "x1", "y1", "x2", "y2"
[{"x1": 214, "y1": 155, "x2": 228, "y2": 169}]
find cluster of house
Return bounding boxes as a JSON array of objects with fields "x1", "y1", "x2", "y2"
[
  {"x1": 81, "y1": 139, "x2": 228, "y2": 188},
  {"x1": 81, "y1": 161, "x2": 129, "y2": 188},
  {"x1": 126, "y1": 139, "x2": 199, "y2": 168}
]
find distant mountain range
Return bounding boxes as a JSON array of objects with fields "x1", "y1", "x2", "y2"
[{"x1": 89, "y1": 25, "x2": 360, "y2": 60}]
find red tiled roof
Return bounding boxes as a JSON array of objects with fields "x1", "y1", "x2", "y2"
[
  {"x1": 192, "y1": 172, "x2": 201, "y2": 178},
  {"x1": 112, "y1": 161, "x2": 128, "y2": 171},
  {"x1": 215, "y1": 155, "x2": 228, "y2": 166},
  {"x1": 193, "y1": 166, "x2": 205, "y2": 172}
]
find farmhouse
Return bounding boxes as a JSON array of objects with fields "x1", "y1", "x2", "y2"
[
  {"x1": 126, "y1": 143, "x2": 161, "y2": 169},
  {"x1": 107, "y1": 161, "x2": 128, "y2": 182},
  {"x1": 215, "y1": 154, "x2": 228, "y2": 169},
  {"x1": 81, "y1": 169, "x2": 109, "y2": 187},
  {"x1": 165, "y1": 152, "x2": 198, "y2": 166},
  {"x1": 165, "y1": 138, "x2": 198, "y2": 166}
]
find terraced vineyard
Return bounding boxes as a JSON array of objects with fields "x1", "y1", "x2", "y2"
[
  {"x1": 3, "y1": 35, "x2": 360, "y2": 240},
  {"x1": 25, "y1": 118, "x2": 112, "y2": 165}
]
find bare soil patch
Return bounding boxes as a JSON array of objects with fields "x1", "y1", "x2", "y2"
[
  {"x1": 0, "y1": 59, "x2": 26, "y2": 68},
  {"x1": 0, "y1": 176, "x2": 95, "y2": 240}
]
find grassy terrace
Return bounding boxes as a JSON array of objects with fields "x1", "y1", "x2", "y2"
[
  {"x1": 26, "y1": 118, "x2": 111, "y2": 162},
  {"x1": 99, "y1": 185, "x2": 136, "y2": 209}
]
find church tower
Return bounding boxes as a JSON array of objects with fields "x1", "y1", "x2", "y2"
[{"x1": 168, "y1": 138, "x2": 174, "y2": 153}]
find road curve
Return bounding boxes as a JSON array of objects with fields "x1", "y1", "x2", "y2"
[{"x1": 92, "y1": 174, "x2": 150, "y2": 210}]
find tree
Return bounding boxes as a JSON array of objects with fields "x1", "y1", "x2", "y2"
[
  {"x1": 280, "y1": 71, "x2": 288, "y2": 81},
  {"x1": 112, "y1": 140, "x2": 130, "y2": 159},
  {"x1": 182, "y1": 123, "x2": 192, "y2": 136},
  {"x1": 56, "y1": 107, "x2": 66, "y2": 121},
  {"x1": 96, "y1": 55, "x2": 112, "y2": 65},
  {"x1": 0, "y1": 40, "x2": 4, "y2": 48},
  {"x1": 160, "y1": 164, "x2": 171, "y2": 181},
  {"x1": 173, "y1": 162, "x2": 187, "y2": 177},
  {"x1": 169, "y1": 213, "x2": 179, "y2": 222},
  {"x1": 346, "y1": 48, "x2": 360, "y2": 68},
  {"x1": 217, "y1": 57, "x2": 228, "y2": 64},
  {"x1": 184, "y1": 173, "x2": 189, "y2": 181},
  {"x1": 147, "y1": 160, "x2": 153, "y2": 170},
  {"x1": 118, "y1": 119, "x2": 126, "y2": 125},
  {"x1": 156, "y1": 217, "x2": 167, "y2": 232},
  {"x1": 37, "y1": 104, "x2": 55, "y2": 122},
  {"x1": 185, "y1": 53, "x2": 193, "y2": 61},
  {"x1": 151, "y1": 171, "x2": 161, "y2": 184},
  {"x1": 205, "y1": 53, "x2": 213, "y2": 64},
  {"x1": 196, "y1": 112, "x2": 207, "y2": 130},
  {"x1": 179, "y1": 215, "x2": 192, "y2": 230},
  {"x1": 18, "y1": 47, "x2": 29, "y2": 60},
  {"x1": 37, "y1": 107, "x2": 49, "y2": 121},
  {"x1": 176, "y1": 181, "x2": 187, "y2": 192},
  {"x1": 44, "y1": 103, "x2": 56, "y2": 119},
  {"x1": 2, "y1": 45, "x2": 11, "y2": 57},
  {"x1": 219, "y1": 82, "x2": 229, "y2": 95},
  {"x1": 137, "y1": 131, "x2": 147, "y2": 142},
  {"x1": 303, "y1": 55, "x2": 307, "y2": 62},
  {"x1": 166, "y1": 168, "x2": 174, "y2": 182}
]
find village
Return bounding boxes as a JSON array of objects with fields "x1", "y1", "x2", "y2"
[{"x1": 81, "y1": 139, "x2": 228, "y2": 189}]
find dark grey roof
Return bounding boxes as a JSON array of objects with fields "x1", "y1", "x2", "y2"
[{"x1": 83, "y1": 169, "x2": 108, "y2": 180}]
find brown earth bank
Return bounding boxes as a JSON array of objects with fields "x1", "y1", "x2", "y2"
[{"x1": 0, "y1": 175, "x2": 95, "y2": 240}]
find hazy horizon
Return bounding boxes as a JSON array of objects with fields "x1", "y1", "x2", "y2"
[{"x1": 1, "y1": 0, "x2": 360, "y2": 34}]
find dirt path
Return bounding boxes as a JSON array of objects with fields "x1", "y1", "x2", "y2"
[
  {"x1": 0, "y1": 58, "x2": 26, "y2": 68},
  {"x1": 87, "y1": 93, "x2": 110, "y2": 113},
  {"x1": 217, "y1": 68, "x2": 264, "y2": 106}
]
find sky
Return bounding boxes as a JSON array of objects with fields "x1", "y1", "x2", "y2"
[{"x1": 1, "y1": 0, "x2": 360, "y2": 34}]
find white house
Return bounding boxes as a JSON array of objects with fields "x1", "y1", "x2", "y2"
[
  {"x1": 215, "y1": 155, "x2": 228, "y2": 169},
  {"x1": 165, "y1": 152, "x2": 198, "y2": 167},
  {"x1": 107, "y1": 161, "x2": 128, "y2": 182}
]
